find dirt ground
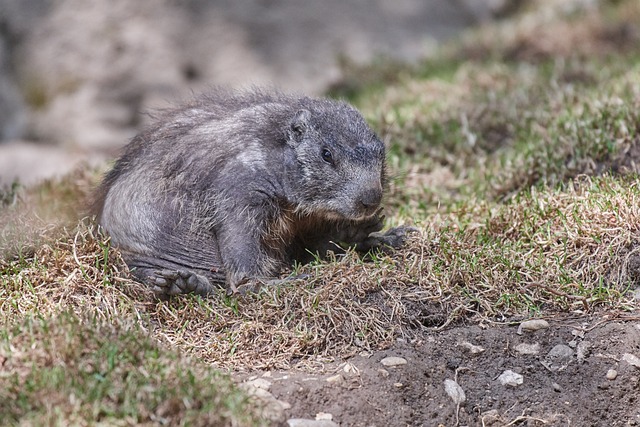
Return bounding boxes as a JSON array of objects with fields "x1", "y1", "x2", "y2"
[{"x1": 240, "y1": 315, "x2": 640, "y2": 426}]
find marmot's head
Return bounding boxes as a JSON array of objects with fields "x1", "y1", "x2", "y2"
[{"x1": 286, "y1": 99, "x2": 385, "y2": 220}]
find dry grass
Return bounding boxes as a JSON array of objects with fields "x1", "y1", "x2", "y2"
[
  {"x1": 3, "y1": 174, "x2": 639, "y2": 372},
  {"x1": 0, "y1": 167, "x2": 96, "y2": 257},
  {"x1": 366, "y1": 47, "x2": 640, "y2": 217},
  {"x1": 457, "y1": 0, "x2": 640, "y2": 62},
  {"x1": 0, "y1": 224, "x2": 267, "y2": 426}
]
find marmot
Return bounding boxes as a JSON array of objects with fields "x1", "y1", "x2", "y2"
[{"x1": 95, "y1": 88, "x2": 407, "y2": 296}]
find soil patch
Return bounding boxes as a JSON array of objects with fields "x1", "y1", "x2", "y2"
[{"x1": 242, "y1": 316, "x2": 640, "y2": 426}]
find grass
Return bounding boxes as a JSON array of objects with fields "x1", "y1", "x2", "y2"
[
  {"x1": 2, "y1": 0, "x2": 640, "y2": 424},
  {"x1": 0, "y1": 313, "x2": 262, "y2": 426}
]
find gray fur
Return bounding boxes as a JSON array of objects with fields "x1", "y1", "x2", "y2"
[{"x1": 95, "y1": 88, "x2": 402, "y2": 296}]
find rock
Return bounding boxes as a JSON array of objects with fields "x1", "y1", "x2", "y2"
[
  {"x1": 460, "y1": 341, "x2": 485, "y2": 354},
  {"x1": 498, "y1": 370, "x2": 524, "y2": 387},
  {"x1": 287, "y1": 419, "x2": 339, "y2": 427},
  {"x1": 552, "y1": 382, "x2": 562, "y2": 392},
  {"x1": 377, "y1": 368, "x2": 390, "y2": 378},
  {"x1": 548, "y1": 344, "x2": 574, "y2": 359},
  {"x1": 342, "y1": 362, "x2": 360, "y2": 374},
  {"x1": 623, "y1": 353, "x2": 640, "y2": 368},
  {"x1": 315, "y1": 413, "x2": 333, "y2": 421},
  {"x1": 244, "y1": 378, "x2": 272, "y2": 390},
  {"x1": 380, "y1": 356, "x2": 407, "y2": 367},
  {"x1": 606, "y1": 369, "x2": 618, "y2": 380},
  {"x1": 517, "y1": 319, "x2": 550, "y2": 335},
  {"x1": 240, "y1": 381, "x2": 289, "y2": 422},
  {"x1": 571, "y1": 329, "x2": 585, "y2": 339},
  {"x1": 480, "y1": 409, "x2": 502, "y2": 426},
  {"x1": 576, "y1": 341, "x2": 591, "y2": 364},
  {"x1": 326, "y1": 374, "x2": 344, "y2": 384},
  {"x1": 514, "y1": 343, "x2": 541, "y2": 355},
  {"x1": 542, "y1": 344, "x2": 574, "y2": 372},
  {"x1": 444, "y1": 379, "x2": 466, "y2": 405}
]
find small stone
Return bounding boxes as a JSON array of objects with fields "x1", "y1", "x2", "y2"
[
  {"x1": 547, "y1": 344, "x2": 574, "y2": 361},
  {"x1": 245, "y1": 387, "x2": 275, "y2": 399},
  {"x1": 552, "y1": 382, "x2": 562, "y2": 392},
  {"x1": 287, "y1": 419, "x2": 339, "y2": 427},
  {"x1": 394, "y1": 382, "x2": 404, "y2": 388},
  {"x1": 280, "y1": 400, "x2": 292, "y2": 409},
  {"x1": 444, "y1": 379, "x2": 466, "y2": 405},
  {"x1": 326, "y1": 374, "x2": 343, "y2": 384},
  {"x1": 514, "y1": 343, "x2": 540, "y2": 355},
  {"x1": 606, "y1": 369, "x2": 618, "y2": 380},
  {"x1": 498, "y1": 370, "x2": 524, "y2": 387},
  {"x1": 481, "y1": 409, "x2": 500, "y2": 423},
  {"x1": 623, "y1": 353, "x2": 640, "y2": 368},
  {"x1": 571, "y1": 329, "x2": 585, "y2": 339},
  {"x1": 377, "y1": 368, "x2": 390, "y2": 378},
  {"x1": 380, "y1": 356, "x2": 407, "y2": 367},
  {"x1": 315, "y1": 413, "x2": 333, "y2": 421},
  {"x1": 542, "y1": 344, "x2": 574, "y2": 372},
  {"x1": 460, "y1": 341, "x2": 485, "y2": 354},
  {"x1": 576, "y1": 341, "x2": 591, "y2": 364},
  {"x1": 241, "y1": 385, "x2": 288, "y2": 422},
  {"x1": 342, "y1": 362, "x2": 359, "y2": 374},
  {"x1": 517, "y1": 319, "x2": 550, "y2": 335},
  {"x1": 244, "y1": 378, "x2": 272, "y2": 390}
]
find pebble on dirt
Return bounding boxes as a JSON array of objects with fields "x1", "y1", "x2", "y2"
[
  {"x1": 543, "y1": 344, "x2": 574, "y2": 372},
  {"x1": 377, "y1": 368, "x2": 390, "y2": 378},
  {"x1": 514, "y1": 343, "x2": 541, "y2": 355},
  {"x1": 622, "y1": 353, "x2": 640, "y2": 368},
  {"x1": 380, "y1": 356, "x2": 408, "y2": 367},
  {"x1": 326, "y1": 374, "x2": 344, "y2": 384},
  {"x1": 460, "y1": 341, "x2": 485, "y2": 354},
  {"x1": 498, "y1": 370, "x2": 524, "y2": 387},
  {"x1": 287, "y1": 420, "x2": 339, "y2": 427},
  {"x1": 607, "y1": 369, "x2": 618, "y2": 380},
  {"x1": 517, "y1": 319, "x2": 550, "y2": 335},
  {"x1": 444, "y1": 379, "x2": 466, "y2": 405}
]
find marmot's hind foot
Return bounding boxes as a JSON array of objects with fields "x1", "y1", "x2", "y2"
[{"x1": 149, "y1": 269, "x2": 215, "y2": 297}]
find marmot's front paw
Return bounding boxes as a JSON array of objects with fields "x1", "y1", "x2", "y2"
[{"x1": 357, "y1": 225, "x2": 419, "y2": 252}]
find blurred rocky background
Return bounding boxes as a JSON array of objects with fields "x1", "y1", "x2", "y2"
[{"x1": 0, "y1": 0, "x2": 518, "y2": 186}]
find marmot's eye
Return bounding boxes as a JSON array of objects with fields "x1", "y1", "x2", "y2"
[{"x1": 321, "y1": 148, "x2": 333, "y2": 164}]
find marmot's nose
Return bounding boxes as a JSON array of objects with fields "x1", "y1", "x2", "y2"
[{"x1": 358, "y1": 188, "x2": 382, "y2": 210}]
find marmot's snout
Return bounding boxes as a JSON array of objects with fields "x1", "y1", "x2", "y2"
[{"x1": 358, "y1": 187, "x2": 383, "y2": 214}]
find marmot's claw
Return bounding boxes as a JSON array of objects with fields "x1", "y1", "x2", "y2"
[{"x1": 359, "y1": 225, "x2": 419, "y2": 251}]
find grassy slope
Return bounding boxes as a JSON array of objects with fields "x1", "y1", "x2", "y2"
[{"x1": 2, "y1": 0, "x2": 640, "y2": 424}]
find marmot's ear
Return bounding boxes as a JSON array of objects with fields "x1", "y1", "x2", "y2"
[{"x1": 290, "y1": 109, "x2": 311, "y2": 138}]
